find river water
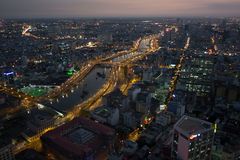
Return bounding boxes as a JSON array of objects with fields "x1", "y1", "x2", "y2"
[{"x1": 44, "y1": 66, "x2": 110, "y2": 113}]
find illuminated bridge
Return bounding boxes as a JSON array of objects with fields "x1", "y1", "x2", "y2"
[
  {"x1": 0, "y1": 84, "x2": 31, "y2": 99},
  {"x1": 0, "y1": 35, "x2": 160, "y2": 110},
  {"x1": 0, "y1": 84, "x2": 36, "y2": 108},
  {"x1": 9, "y1": 34, "x2": 161, "y2": 155},
  {"x1": 99, "y1": 35, "x2": 160, "y2": 67},
  {"x1": 39, "y1": 35, "x2": 159, "y2": 103}
]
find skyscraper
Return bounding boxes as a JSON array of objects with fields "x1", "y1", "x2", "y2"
[{"x1": 171, "y1": 115, "x2": 214, "y2": 160}]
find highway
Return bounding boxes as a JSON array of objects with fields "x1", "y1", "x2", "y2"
[
  {"x1": 10, "y1": 34, "x2": 160, "y2": 154},
  {"x1": 67, "y1": 35, "x2": 160, "y2": 118},
  {"x1": 37, "y1": 37, "x2": 144, "y2": 104},
  {"x1": 0, "y1": 36, "x2": 157, "y2": 106},
  {"x1": 0, "y1": 84, "x2": 33, "y2": 100},
  {"x1": 37, "y1": 61, "x2": 98, "y2": 102}
]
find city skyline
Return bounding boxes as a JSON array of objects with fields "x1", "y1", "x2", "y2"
[
  {"x1": 1, "y1": 0, "x2": 240, "y2": 18},
  {"x1": 0, "y1": 12, "x2": 240, "y2": 160}
]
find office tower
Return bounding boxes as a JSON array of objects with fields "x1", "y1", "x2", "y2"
[{"x1": 172, "y1": 115, "x2": 214, "y2": 160}]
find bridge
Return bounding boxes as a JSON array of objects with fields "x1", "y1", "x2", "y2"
[
  {"x1": 0, "y1": 34, "x2": 160, "y2": 110},
  {"x1": 0, "y1": 84, "x2": 33, "y2": 99},
  {"x1": 0, "y1": 83, "x2": 36, "y2": 109},
  {"x1": 37, "y1": 60, "x2": 98, "y2": 103},
  {"x1": 10, "y1": 34, "x2": 161, "y2": 154}
]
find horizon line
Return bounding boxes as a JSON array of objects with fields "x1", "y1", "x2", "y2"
[{"x1": 1, "y1": 15, "x2": 240, "y2": 20}]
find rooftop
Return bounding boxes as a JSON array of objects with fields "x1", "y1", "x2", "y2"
[
  {"x1": 67, "y1": 128, "x2": 95, "y2": 145},
  {"x1": 28, "y1": 107, "x2": 58, "y2": 127},
  {"x1": 93, "y1": 107, "x2": 110, "y2": 118},
  {"x1": 175, "y1": 115, "x2": 212, "y2": 136},
  {"x1": 42, "y1": 117, "x2": 115, "y2": 158}
]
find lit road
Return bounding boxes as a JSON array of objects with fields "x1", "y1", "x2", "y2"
[
  {"x1": 0, "y1": 83, "x2": 35, "y2": 114},
  {"x1": 11, "y1": 34, "x2": 161, "y2": 154},
  {"x1": 37, "y1": 61, "x2": 98, "y2": 102},
  {"x1": 1, "y1": 36, "x2": 157, "y2": 107},
  {"x1": 36, "y1": 37, "x2": 143, "y2": 104},
  {"x1": 165, "y1": 37, "x2": 190, "y2": 107},
  {"x1": 127, "y1": 36, "x2": 190, "y2": 142},
  {"x1": 22, "y1": 24, "x2": 45, "y2": 39},
  {"x1": 68, "y1": 66, "x2": 119, "y2": 119},
  {"x1": 211, "y1": 36, "x2": 218, "y2": 53},
  {"x1": 67, "y1": 35, "x2": 160, "y2": 118},
  {"x1": 0, "y1": 84, "x2": 33, "y2": 100}
]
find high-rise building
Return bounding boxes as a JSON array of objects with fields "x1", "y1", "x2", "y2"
[
  {"x1": 177, "y1": 55, "x2": 214, "y2": 97},
  {"x1": 171, "y1": 115, "x2": 214, "y2": 160}
]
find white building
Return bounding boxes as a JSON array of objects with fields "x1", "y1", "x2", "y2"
[{"x1": 91, "y1": 106, "x2": 119, "y2": 126}]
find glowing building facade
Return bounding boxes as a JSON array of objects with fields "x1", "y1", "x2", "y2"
[{"x1": 171, "y1": 115, "x2": 214, "y2": 160}]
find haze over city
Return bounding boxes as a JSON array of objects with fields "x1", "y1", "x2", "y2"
[{"x1": 1, "y1": 0, "x2": 240, "y2": 18}]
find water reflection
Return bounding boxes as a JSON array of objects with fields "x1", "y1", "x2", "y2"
[{"x1": 45, "y1": 67, "x2": 110, "y2": 113}]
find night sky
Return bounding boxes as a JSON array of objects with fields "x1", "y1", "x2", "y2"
[{"x1": 0, "y1": 0, "x2": 240, "y2": 18}]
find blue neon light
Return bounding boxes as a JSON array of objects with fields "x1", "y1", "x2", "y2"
[{"x1": 3, "y1": 72, "x2": 14, "y2": 76}]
